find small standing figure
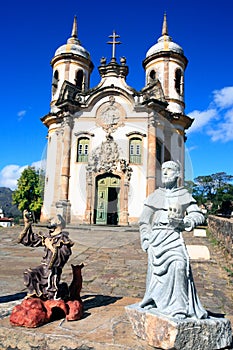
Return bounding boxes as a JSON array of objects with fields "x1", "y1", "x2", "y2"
[
  {"x1": 18, "y1": 211, "x2": 74, "y2": 300},
  {"x1": 139, "y1": 160, "x2": 208, "y2": 319}
]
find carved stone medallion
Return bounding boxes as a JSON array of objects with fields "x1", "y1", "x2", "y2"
[{"x1": 96, "y1": 96, "x2": 125, "y2": 133}]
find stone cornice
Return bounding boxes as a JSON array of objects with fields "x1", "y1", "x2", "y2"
[
  {"x1": 143, "y1": 51, "x2": 188, "y2": 69},
  {"x1": 41, "y1": 113, "x2": 61, "y2": 128},
  {"x1": 74, "y1": 131, "x2": 95, "y2": 137},
  {"x1": 126, "y1": 131, "x2": 147, "y2": 138},
  {"x1": 51, "y1": 53, "x2": 94, "y2": 72},
  {"x1": 171, "y1": 113, "x2": 193, "y2": 130}
]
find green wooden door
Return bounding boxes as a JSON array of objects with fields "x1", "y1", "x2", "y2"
[
  {"x1": 96, "y1": 185, "x2": 108, "y2": 225},
  {"x1": 95, "y1": 175, "x2": 120, "y2": 225}
]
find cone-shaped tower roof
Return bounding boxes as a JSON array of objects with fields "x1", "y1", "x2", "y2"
[
  {"x1": 162, "y1": 12, "x2": 168, "y2": 36},
  {"x1": 146, "y1": 13, "x2": 184, "y2": 58},
  {"x1": 54, "y1": 16, "x2": 91, "y2": 60}
]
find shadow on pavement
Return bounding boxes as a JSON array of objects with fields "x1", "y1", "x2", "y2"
[
  {"x1": 83, "y1": 294, "x2": 122, "y2": 311},
  {"x1": 0, "y1": 292, "x2": 27, "y2": 303}
]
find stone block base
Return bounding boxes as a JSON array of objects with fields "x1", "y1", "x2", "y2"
[{"x1": 125, "y1": 303, "x2": 232, "y2": 350}]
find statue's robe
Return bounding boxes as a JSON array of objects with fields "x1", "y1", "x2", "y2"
[{"x1": 139, "y1": 187, "x2": 208, "y2": 319}]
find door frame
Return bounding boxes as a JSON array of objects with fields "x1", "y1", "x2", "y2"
[
  {"x1": 94, "y1": 173, "x2": 120, "y2": 225},
  {"x1": 85, "y1": 170, "x2": 130, "y2": 226}
]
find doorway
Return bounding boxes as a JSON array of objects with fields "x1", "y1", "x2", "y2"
[{"x1": 94, "y1": 174, "x2": 120, "y2": 225}]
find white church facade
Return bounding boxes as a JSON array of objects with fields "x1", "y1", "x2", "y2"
[{"x1": 40, "y1": 14, "x2": 193, "y2": 225}]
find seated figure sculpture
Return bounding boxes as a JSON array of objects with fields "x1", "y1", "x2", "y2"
[
  {"x1": 18, "y1": 211, "x2": 74, "y2": 300},
  {"x1": 139, "y1": 160, "x2": 208, "y2": 319}
]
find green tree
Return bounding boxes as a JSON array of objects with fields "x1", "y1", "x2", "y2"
[
  {"x1": 12, "y1": 166, "x2": 44, "y2": 221},
  {"x1": 193, "y1": 172, "x2": 233, "y2": 216}
]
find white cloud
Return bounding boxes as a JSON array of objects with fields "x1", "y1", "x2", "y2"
[
  {"x1": 0, "y1": 165, "x2": 27, "y2": 190},
  {"x1": 0, "y1": 159, "x2": 47, "y2": 190},
  {"x1": 187, "y1": 109, "x2": 217, "y2": 134},
  {"x1": 213, "y1": 87, "x2": 233, "y2": 109},
  {"x1": 31, "y1": 160, "x2": 46, "y2": 171},
  {"x1": 187, "y1": 86, "x2": 233, "y2": 143},
  {"x1": 207, "y1": 108, "x2": 233, "y2": 142},
  {"x1": 17, "y1": 110, "x2": 27, "y2": 121},
  {"x1": 187, "y1": 145, "x2": 198, "y2": 152}
]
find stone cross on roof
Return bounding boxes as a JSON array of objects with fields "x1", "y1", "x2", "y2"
[{"x1": 107, "y1": 30, "x2": 121, "y2": 61}]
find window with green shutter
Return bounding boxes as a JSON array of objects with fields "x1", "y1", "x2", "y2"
[
  {"x1": 129, "y1": 138, "x2": 142, "y2": 164},
  {"x1": 77, "y1": 137, "x2": 89, "y2": 162}
]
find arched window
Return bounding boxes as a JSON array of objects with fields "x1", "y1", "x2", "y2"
[
  {"x1": 75, "y1": 70, "x2": 84, "y2": 91},
  {"x1": 52, "y1": 70, "x2": 59, "y2": 95},
  {"x1": 175, "y1": 68, "x2": 182, "y2": 94},
  {"x1": 77, "y1": 137, "x2": 89, "y2": 162},
  {"x1": 150, "y1": 70, "x2": 156, "y2": 80},
  {"x1": 148, "y1": 69, "x2": 156, "y2": 84},
  {"x1": 129, "y1": 138, "x2": 142, "y2": 164}
]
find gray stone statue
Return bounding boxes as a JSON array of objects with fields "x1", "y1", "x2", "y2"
[{"x1": 139, "y1": 160, "x2": 208, "y2": 319}]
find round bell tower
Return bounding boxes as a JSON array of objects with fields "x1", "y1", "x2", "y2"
[
  {"x1": 50, "y1": 16, "x2": 94, "y2": 111},
  {"x1": 143, "y1": 13, "x2": 188, "y2": 114}
]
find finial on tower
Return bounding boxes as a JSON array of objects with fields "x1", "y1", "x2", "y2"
[
  {"x1": 67, "y1": 16, "x2": 80, "y2": 45},
  {"x1": 71, "y1": 15, "x2": 78, "y2": 38},
  {"x1": 162, "y1": 12, "x2": 168, "y2": 36},
  {"x1": 107, "y1": 30, "x2": 121, "y2": 62}
]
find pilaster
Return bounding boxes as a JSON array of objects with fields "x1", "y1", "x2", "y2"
[
  {"x1": 55, "y1": 112, "x2": 73, "y2": 224},
  {"x1": 146, "y1": 113, "x2": 157, "y2": 196}
]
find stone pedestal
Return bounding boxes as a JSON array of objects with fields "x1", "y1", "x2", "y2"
[{"x1": 125, "y1": 303, "x2": 232, "y2": 350}]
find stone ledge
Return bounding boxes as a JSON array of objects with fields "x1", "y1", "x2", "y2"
[{"x1": 125, "y1": 303, "x2": 233, "y2": 350}]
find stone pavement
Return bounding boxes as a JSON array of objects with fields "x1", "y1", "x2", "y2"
[{"x1": 0, "y1": 225, "x2": 232, "y2": 349}]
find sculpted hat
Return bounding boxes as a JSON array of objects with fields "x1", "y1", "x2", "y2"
[
  {"x1": 162, "y1": 160, "x2": 180, "y2": 172},
  {"x1": 48, "y1": 214, "x2": 66, "y2": 230}
]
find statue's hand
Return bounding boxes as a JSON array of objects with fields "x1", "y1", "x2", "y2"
[
  {"x1": 168, "y1": 218, "x2": 184, "y2": 229},
  {"x1": 44, "y1": 237, "x2": 56, "y2": 254},
  {"x1": 183, "y1": 217, "x2": 194, "y2": 232},
  {"x1": 142, "y1": 240, "x2": 149, "y2": 252},
  {"x1": 23, "y1": 210, "x2": 33, "y2": 225}
]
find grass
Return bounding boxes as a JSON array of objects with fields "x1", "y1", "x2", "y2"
[
  {"x1": 206, "y1": 228, "x2": 219, "y2": 246},
  {"x1": 223, "y1": 266, "x2": 233, "y2": 278},
  {"x1": 206, "y1": 228, "x2": 233, "y2": 284}
]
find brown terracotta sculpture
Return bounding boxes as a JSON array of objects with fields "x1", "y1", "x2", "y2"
[
  {"x1": 18, "y1": 211, "x2": 73, "y2": 300},
  {"x1": 10, "y1": 212, "x2": 84, "y2": 327}
]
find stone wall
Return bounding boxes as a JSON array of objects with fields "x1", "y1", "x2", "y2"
[{"x1": 208, "y1": 215, "x2": 233, "y2": 256}]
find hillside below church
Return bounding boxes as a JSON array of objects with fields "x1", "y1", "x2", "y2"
[{"x1": 0, "y1": 187, "x2": 21, "y2": 219}]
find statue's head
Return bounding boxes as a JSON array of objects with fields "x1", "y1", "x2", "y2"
[
  {"x1": 161, "y1": 161, "x2": 181, "y2": 189},
  {"x1": 47, "y1": 214, "x2": 66, "y2": 232}
]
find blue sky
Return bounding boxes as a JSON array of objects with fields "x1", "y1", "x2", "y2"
[{"x1": 1, "y1": 0, "x2": 233, "y2": 189}]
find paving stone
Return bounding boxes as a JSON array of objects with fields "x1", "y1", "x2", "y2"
[
  {"x1": 186, "y1": 244, "x2": 210, "y2": 260},
  {"x1": 193, "y1": 228, "x2": 207, "y2": 237}
]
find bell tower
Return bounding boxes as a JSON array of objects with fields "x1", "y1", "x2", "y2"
[
  {"x1": 143, "y1": 13, "x2": 188, "y2": 114},
  {"x1": 50, "y1": 16, "x2": 94, "y2": 111}
]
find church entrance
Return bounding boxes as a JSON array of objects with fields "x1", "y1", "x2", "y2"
[{"x1": 94, "y1": 174, "x2": 120, "y2": 225}]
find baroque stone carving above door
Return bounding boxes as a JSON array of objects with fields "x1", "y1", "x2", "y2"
[{"x1": 86, "y1": 135, "x2": 132, "y2": 181}]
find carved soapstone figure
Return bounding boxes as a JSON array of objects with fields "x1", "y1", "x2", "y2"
[
  {"x1": 18, "y1": 211, "x2": 74, "y2": 300},
  {"x1": 139, "y1": 160, "x2": 208, "y2": 319}
]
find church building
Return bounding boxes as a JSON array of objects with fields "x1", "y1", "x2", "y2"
[{"x1": 40, "y1": 14, "x2": 193, "y2": 226}]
